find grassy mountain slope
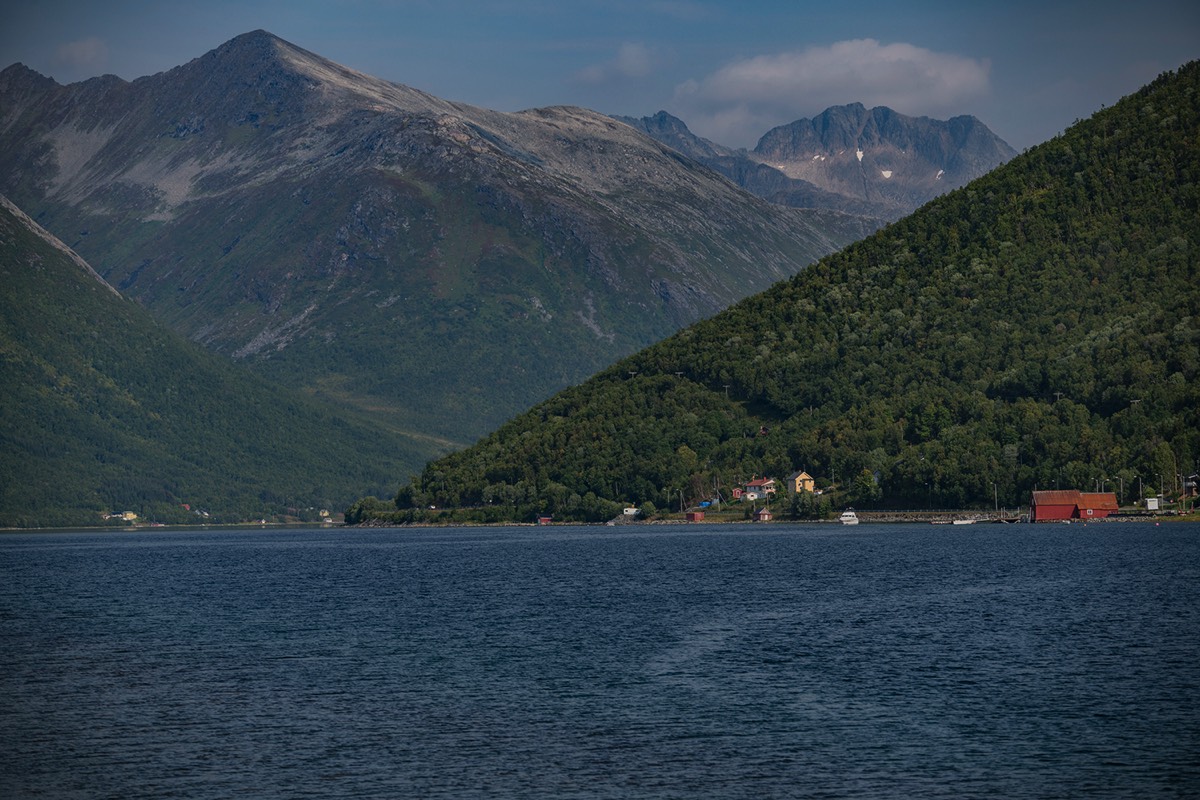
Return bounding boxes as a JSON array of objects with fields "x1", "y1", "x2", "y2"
[
  {"x1": 0, "y1": 31, "x2": 874, "y2": 454},
  {"x1": 0, "y1": 196, "x2": 429, "y2": 527},
  {"x1": 387, "y1": 62, "x2": 1200, "y2": 522}
]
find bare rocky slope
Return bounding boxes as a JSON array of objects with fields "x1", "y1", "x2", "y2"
[{"x1": 0, "y1": 31, "x2": 875, "y2": 461}]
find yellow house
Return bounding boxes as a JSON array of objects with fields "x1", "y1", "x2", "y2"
[{"x1": 788, "y1": 470, "x2": 815, "y2": 493}]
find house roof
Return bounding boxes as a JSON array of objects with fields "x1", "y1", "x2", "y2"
[
  {"x1": 1032, "y1": 490, "x2": 1083, "y2": 505},
  {"x1": 746, "y1": 478, "x2": 775, "y2": 487},
  {"x1": 1032, "y1": 490, "x2": 1119, "y2": 510},
  {"x1": 788, "y1": 470, "x2": 812, "y2": 480},
  {"x1": 1079, "y1": 493, "x2": 1119, "y2": 511}
]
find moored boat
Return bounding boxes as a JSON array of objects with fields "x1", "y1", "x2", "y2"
[{"x1": 839, "y1": 509, "x2": 859, "y2": 525}]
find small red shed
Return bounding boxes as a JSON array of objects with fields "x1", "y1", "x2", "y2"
[{"x1": 1078, "y1": 493, "x2": 1119, "y2": 519}]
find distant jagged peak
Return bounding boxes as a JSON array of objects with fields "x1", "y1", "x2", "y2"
[
  {"x1": 0, "y1": 62, "x2": 130, "y2": 96},
  {"x1": 0, "y1": 194, "x2": 120, "y2": 296},
  {"x1": 623, "y1": 110, "x2": 695, "y2": 134},
  {"x1": 619, "y1": 101, "x2": 1014, "y2": 220},
  {"x1": 754, "y1": 103, "x2": 1014, "y2": 161},
  {"x1": 0, "y1": 61, "x2": 60, "y2": 91},
  {"x1": 612, "y1": 110, "x2": 736, "y2": 160}
]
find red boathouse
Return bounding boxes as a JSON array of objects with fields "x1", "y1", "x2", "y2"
[{"x1": 1030, "y1": 490, "x2": 1119, "y2": 522}]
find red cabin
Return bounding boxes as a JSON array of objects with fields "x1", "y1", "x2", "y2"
[{"x1": 1078, "y1": 493, "x2": 1119, "y2": 519}]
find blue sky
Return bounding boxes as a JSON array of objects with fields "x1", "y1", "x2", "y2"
[{"x1": 2, "y1": 1, "x2": 1197, "y2": 150}]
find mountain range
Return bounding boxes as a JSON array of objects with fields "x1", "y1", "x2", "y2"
[
  {"x1": 0, "y1": 30, "x2": 1028, "y2": 525},
  {"x1": 0, "y1": 30, "x2": 876, "y2": 471},
  {"x1": 617, "y1": 105, "x2": 1017, "y2": 221},
  {"x1": 388, "y1": 61, "x2": 1200, "y2": 523}
]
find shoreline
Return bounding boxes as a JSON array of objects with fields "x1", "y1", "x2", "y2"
[
  {"x1": 4, "y1": 511, "x2": 1195, "y2": 534},
  {"x1": 353, "y1": 509, "x2": 1197, "y2": 528}
]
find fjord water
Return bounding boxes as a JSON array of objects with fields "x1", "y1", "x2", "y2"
[{"x1": 2, "y1": 524, "x2": 1198, "y2": 798}]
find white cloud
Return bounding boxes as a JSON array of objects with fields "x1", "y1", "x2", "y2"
[
  {"x1": 576, "y1": 42, "x2": 655, "y2": 85},
  {"x1": 54, "y1": 36, "x2": 109, "y2": 70},
  {"x1": 672, "y1": 39, "x2": 991, "y2": 147}
]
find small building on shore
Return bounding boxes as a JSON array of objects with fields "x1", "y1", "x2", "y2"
[
  {"x1": 1078, "y1": 492, "x2": 1119, "y2": 519},
  {"x1": 1030, "y1": 490, "x2": 1118, "y2": 522},
  {"x1": 788, "y1": 470, "x2": 815, "y2": 493},
  {"x1": 741, "y1": 477, "x2": 777, "y2": 502}
]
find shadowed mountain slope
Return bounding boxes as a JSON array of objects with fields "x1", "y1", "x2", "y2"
[
  {"x1": 0, "y1": 195, "x2": 428, "y2": 527},
  {"x1": 391, "y1": 62, "x2": 1199, "y2": 522}
]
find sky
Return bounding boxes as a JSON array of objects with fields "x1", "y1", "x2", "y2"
[{"x1": 2, "y1": 1, "x2": 1198, "y2": 151}]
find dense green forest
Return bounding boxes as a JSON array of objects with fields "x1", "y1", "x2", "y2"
[
  {"x1": 373, "y1": 62, "x2": 1200, "y2": 524},
  {"x1": 0, "y1": 199, "x2": 432, "y2": 528}
]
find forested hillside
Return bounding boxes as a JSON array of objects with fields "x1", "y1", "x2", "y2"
[
  {"x1": 0, "y1": 197, "x2": 427, "y2": 528},
  {"x1": 378, "y1": 62, "x2": 1200, "y2": 523}
]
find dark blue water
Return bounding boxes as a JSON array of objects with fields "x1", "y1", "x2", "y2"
[{"x1": 2, "y1": 523, "x2": 1198, "y2": 798}]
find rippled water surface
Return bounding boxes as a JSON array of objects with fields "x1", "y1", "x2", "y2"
[{"x1": 3, "y1": 523, "x2": 1199, "y2": 798}]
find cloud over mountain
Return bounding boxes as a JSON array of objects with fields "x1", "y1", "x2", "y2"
[
  {"x1": 54, "y1": 36, "x2": 108, "y2": 71},
  {"x1": 575, "y1": 42, "x2": 657, "y2": 84},
  {"x1": 672, "y1": 39, "x2": 992, "y2": 147}
]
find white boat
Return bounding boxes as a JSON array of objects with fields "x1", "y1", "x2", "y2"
[
  {"x1": 839, "y1": 510, "x2": 859, "y2": 525},
  {"x1": 952, "y1": 519, "x2": 976, "y2": 525}
]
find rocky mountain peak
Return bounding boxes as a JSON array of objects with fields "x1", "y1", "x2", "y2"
[
  {"x1": 752, "y1": 103, "x2": 1012, "y2": 165},
  {"x1": 752, "y1": 103, "x2": 1016, "y2": 217},
  {"x1": 614, "y1": 110, "x2": 735, "y2": 160},
  {"x1": 0, "y1": 62, "x2": 58, "y2": 93},
  {"x1": 618, "y1": 104, "x2": 1015, "y2": 221}
]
